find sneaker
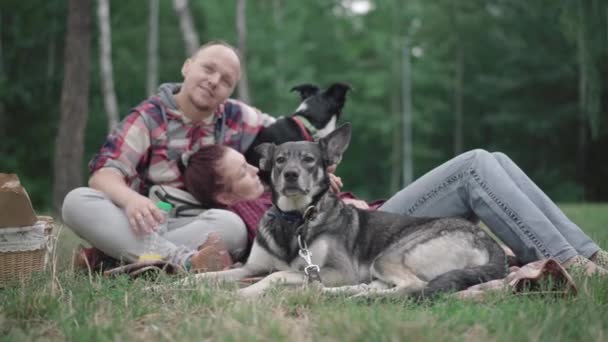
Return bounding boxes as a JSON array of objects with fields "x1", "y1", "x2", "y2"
[
  {"x1": 563, "y1": 255, "x2": 608, "y2": 277},
  {"x1": 590, "y1": 250, "x2": 608, "y2": 269},
  {"x1": 188, "y1": 233, "x2": 233, "y2": 273}
]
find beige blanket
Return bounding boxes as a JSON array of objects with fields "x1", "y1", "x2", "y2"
[{"x1": 453, "y1": 258, "x2": 577, "y2": 300}]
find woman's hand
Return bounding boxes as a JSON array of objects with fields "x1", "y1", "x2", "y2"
[
  {"x1": 342, "y1": 198, "x2": 370, "y2": 210},
  {"x1": 124, "y1": 194, "x2": 165, "y2": 235},
  {"x1": 327, "y1": 164, "x2": 343, "y2": 193}
]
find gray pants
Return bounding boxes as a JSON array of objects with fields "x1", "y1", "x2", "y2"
[
  {"x1": 62, "y1": 187, "x2": 248, "y2": 266},
  {"x1": 379, "y1": 149, "x2": 599, "y2": 264}
]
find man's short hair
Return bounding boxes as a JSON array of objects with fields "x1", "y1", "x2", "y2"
[{"x1": 192, "y1": 40, "x2": 242, "y2": 64}]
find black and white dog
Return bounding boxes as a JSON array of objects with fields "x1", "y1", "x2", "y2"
[
  {"x1": 244, "y1": 82, "x2": 351, "y2": 180},
  {"x1": 188, "y1": 123, "x2": 508, "y2": 300}
]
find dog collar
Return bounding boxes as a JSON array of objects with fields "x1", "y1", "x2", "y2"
[
  {"x1": 272, "y1": 205, "x2": 317, "y2": 225},
  {"x1": 275, "y1": 209, "x2": 305, "y2": 225},
  {"x1": 292, "y1": 115, "x2": 317, "y2": 141}
]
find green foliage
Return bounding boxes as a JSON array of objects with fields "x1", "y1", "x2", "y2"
[{"x1": 1, "y1": 0, "x2": 607, "y2": 210}]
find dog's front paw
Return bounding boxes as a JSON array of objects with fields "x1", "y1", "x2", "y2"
[
  {"x1": 143, "y1": 284, "x2": 164, "y2": 292},
  {"x1": 237, "y1": 286, "x2": 263, "y2": 298},
  {"x1": 308, "y1": 280, "x2": 325, "y2": 292}
]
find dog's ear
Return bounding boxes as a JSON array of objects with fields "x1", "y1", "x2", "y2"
[
  {"x1": 324, "y1": 82, "x2": 352, "y2": 105},
  {"x1": 319, "y1": 123, "x2": 352, "y2": 165},
  {"x1": 255, "y1": 143, "x2": 276, "y2": 171},
  {"x1": 290, "y1": 84, "x2": 320, "y2": 101}
]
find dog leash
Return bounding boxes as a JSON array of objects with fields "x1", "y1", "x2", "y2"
[{"x1": 296, "y1": 205, "x2": 322, "y2": 283}]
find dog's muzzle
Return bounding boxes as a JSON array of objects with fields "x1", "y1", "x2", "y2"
[
  {"x1": 278, "y1": 169, "x2": 310, "y2": 196},
  {"x1": 283, "y1": 170, "x2": 299, "y2": 183}
]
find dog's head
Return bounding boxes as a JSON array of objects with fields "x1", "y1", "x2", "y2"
[
  {"x1": 290, "y1": 82, "x2": 352, "y2": 137},
  {"x1": 255, "y1": 123, "x2": 352, "y2": 212}
]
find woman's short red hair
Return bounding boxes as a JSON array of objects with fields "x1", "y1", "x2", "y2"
[{"x1": 183, "y1": 145, "x2": 229, "y2": 208}]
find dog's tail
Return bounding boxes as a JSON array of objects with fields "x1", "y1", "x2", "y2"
[{"x1": 409, "y1": 243, "x2": 508, "y2": 302}]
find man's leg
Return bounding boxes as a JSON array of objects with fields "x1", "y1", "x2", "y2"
[
  {"x1": 62, "y1": 187, "x2": 191, "y2": 265},
  {"x1": 164, "y1": 209, "x2": 248, "y2": 260},
  {"x1": 379, "y1": 149, "x2": 577, "y2": 264}
]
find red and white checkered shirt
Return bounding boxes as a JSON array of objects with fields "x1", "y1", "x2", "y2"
[{"x1": 89, "y1": 84, "x2": 274, "y2": 195}]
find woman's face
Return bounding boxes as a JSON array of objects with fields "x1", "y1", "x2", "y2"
[{"x1": 215, "y1": 148, "x2": 264, "y2": 205}]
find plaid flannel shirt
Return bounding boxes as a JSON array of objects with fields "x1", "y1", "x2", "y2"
[{"x1": 89, "y1": 90, "x2": 274, "y2": 195}]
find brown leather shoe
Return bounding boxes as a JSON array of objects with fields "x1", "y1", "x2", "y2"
[
  {"x1": 188, "y1": 233, "x2": 233, "y2": 273},
  {"x1": 73, "y1": 246, "x2": 119, "y2": 272}
]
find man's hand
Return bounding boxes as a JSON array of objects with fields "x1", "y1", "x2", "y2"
[
  {"x1": 327, "y1": 164, "x2": 343, "y2": 193},
  {"x1": 89, "y1": 169, "x2": 165, "y2": 235},
  {"x1": 124, "y1": 194, "x2": 165, "y2": 235}
]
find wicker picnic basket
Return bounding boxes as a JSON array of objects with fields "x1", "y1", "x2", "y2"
[{"x1": 0, "y1": 216, "x2": 54, "y2": 286}]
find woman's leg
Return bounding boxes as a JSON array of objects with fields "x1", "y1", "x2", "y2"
[
  {"x1": 379, "y1": 149, "x2": 577, "y2": 264},
  {"x1": 491, "y1": 152, "x2": 600, "y2": 258}
]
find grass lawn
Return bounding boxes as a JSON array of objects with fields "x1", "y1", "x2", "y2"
[{"x1": 1, "y1": 204, "x2": 607, "y2": 341}]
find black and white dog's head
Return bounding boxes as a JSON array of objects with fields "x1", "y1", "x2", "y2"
[
  {"x1": 290, "y1": 83, "x2": 351, "y2": 138},
  {"x1": 255, "y1": 123, "x2": 352, "y2": 212}
]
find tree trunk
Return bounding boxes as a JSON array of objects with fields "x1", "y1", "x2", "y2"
[
  {"x1": 272, "y1": 0, "x2": 286, "y2": 100},
  {"x1": 576, "y1": 3, "x2": 587, "y2": 186},
  {"x1": 389, "y1": 12, "x2": 402, "y2": 194},
  {"x1": 45, "y1": 21, "x2": 57, "y2": 98},
  {"x1": 173, "y1": 0, "x2": 200, "y2": 56},
  {"x1": 450, "y1": 3, "x2": 464, "y2": 156},
  {"x1": 389, "y1": 41, "x2": 402, "y2": 193},
  {"x1": 401, "y1": 36, "x2": 413, "y2": 187},
  {"x1": 53, "y1": 0, "x2": 92, "y2": 214},
  {"x1": 453, "y1": 44, "x2": 464, "y2": 155},
  {"x1": 97, "y1": 0, "x2": 119, "y2": 132},
  {"x1": 0, "y1": 11, "x2": 5, "y2": 140},
  {"x1": 147, "y1": 0, "x2": 159, "y2": 96},
  {"x1": 236, "y1": 0, "x2": 251, "y2": 103},
  {"x1": 577, "y1": 0, "x2": 603, "y2": 199}
]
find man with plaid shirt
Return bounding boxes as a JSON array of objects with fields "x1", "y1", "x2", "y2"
[{"x1": 62, "y1": 41, "x2": 275, "y2": 271}]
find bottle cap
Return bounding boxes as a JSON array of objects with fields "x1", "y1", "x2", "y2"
[{"x1": 156, "y1": 201, "x2": 173, "y2": 212}]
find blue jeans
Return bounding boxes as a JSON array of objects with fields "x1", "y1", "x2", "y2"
[{"x1": 379, "y1": 149, "x2": 599, "y2": 264}]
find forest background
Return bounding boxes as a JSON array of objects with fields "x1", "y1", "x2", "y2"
[{"x1": 1, "y1": 0, "x2": 606, "y2": 213}]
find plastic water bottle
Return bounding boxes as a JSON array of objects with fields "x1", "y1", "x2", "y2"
[{"x1": 139, "y1": 201, "x2": 173, "y2": 262}]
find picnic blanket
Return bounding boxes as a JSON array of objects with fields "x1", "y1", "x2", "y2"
[
  {"x1": 453, "y1": 258, "x2": 577, "y2": 300},
  {"x1": 99, "y1": 243, "x2": 578, "y2": 299}
]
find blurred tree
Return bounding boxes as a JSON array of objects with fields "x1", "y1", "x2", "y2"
[
  {"x1": 1, "y1": 0, "x2": 607, "y2": 209},
  {"x1": 146, "y1": 0, "x2": 159, "y2": 96},
  {"x1": 97, "y1": 0, "x2": 119, "y2": 132},
  {"x1": 574, "y1": 0, "x2": 603, "y2": 198},
  {"x1": 0, "y1": 10, "x2": 5, "y2": 141},
  {"x1": 173, "y1": 0, "x2": 200, "y2": 57},
  {"x1": 53, "y1": 0, "x2": 92, "y2": 213},
  {"x1": 272, "y1": 0, "x2": 287, "y2": 100},
  {"x1": 236, "y1": 0, "x2": 251, "y2": 103},
  {"x1": 449, "y1": 1, "x2": 464, "y2": 156}
]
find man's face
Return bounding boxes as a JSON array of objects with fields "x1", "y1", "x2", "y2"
[{"x1": 181, "y1": 45, "x2": 241, "y2": 113}]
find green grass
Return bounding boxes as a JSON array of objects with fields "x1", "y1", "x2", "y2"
[{"x1": 1, "y1": 204, "x2": 608, "y2": 341}]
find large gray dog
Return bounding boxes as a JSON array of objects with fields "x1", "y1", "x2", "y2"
[{"x1": 188, "y1": 123, "x2": 507, "y2": 299}]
